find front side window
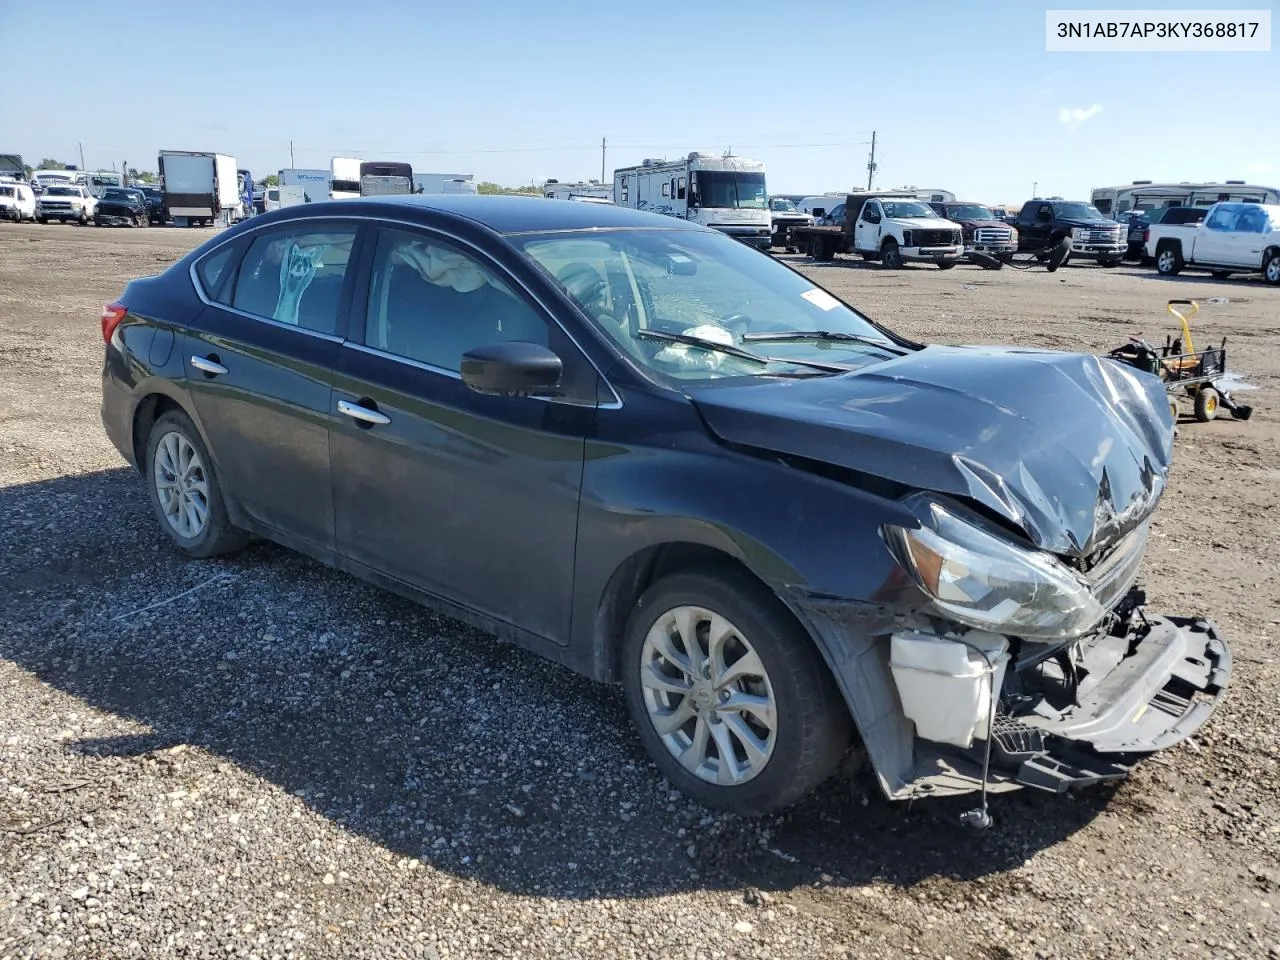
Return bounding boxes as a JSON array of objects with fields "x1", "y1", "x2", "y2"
[
  {"x1": 693, "y1": 171, "x2": 767, "y2": 209},
  {"x1": 231, "y1": 227, "x2": 357, "y2": 334},
  {"x1": 517, "y1": 228, "x2": 903, "y2": 383},
  {"x1": 364, "y1": 229, "x2": 549, "y2": 373}
]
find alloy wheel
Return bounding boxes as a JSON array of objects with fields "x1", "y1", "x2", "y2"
[
  {"x1": 152, "y1": 430, "x2": 210, "y2": 539},
  {"x1": 639, "y1": 605, "x2": 777, "y2": 785}
]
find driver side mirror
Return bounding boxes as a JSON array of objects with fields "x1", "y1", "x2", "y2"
[{"x1": 460, "y1": 341, "x2": 563, "y2": 398}]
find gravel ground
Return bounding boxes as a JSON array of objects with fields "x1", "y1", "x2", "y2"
[{"x1": 1, "y1": 222, "x2": 1278, "y2": 960}]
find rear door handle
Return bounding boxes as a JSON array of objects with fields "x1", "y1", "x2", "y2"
[
  {"x1": 337, "y1": 399, "x2": 391, "y2": 426},
  {"x1": 191, "y1": 355, "x2": 228, "y2": 376}
]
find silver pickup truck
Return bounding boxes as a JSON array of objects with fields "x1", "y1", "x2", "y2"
[{"x1": 1149, "y1": 201, "x2": 1280, "y2": 283}]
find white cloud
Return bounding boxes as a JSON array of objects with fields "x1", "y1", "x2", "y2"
[{"x1": 1058, "y1": 104, "x2": 1103, "y2": 132}]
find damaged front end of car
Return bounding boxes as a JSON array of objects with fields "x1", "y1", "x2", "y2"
[
  {"x1": 788, "y1": 492, "x2": 1230, "y2": 808},
  {"x1": 718, "y1": 347, "x2": 1234, "y2": 809}
]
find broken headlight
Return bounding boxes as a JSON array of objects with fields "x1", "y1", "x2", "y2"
[{"x1": 882, "y1": 498, "x2": 1105, "y2": 641}]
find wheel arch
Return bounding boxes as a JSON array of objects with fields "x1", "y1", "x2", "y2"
[
  {"x1": 130, "y1": 386, "x2": 201, "y2": 477},
  {"x1": 591, "y1": 541, "x2": 777, "y2": 684}
]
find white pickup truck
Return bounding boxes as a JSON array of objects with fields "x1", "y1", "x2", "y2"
[
  {"x1": 35, "y1": 184, "x2": 96, "y2": 224},
  {"x1": 790, "y1": 192, "x2": 964, "y2": 268},
  {"x1": 1150, "y1": 201, "x2": 1280, "y2": 284}
]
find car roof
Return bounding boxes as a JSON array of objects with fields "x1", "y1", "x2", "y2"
[{"x1": 286, "y1": 194, "x2": 707, "y2": 235}]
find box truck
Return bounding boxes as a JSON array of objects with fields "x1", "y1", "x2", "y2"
[{"x1": 158, "y1": 151, "x2": 242, "y2": 227}]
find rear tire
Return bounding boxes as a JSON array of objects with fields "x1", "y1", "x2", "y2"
[
  {"x1": 145, "y1": 409, "x2": 249, "y2": 559},
  {"x1": 881, "y1": 239, "x2": 903, "y2": 269},
  {"x1": 1211, "y1": 270, "x2": 1231, "y2": 280},
  {"x1": 1263, "y1": 250, "x2": 1280, "y2": 286},
  {"x1": 621, "y1": 568, "x2": 851, "y2": 817},
  {"x1": 936, "y1": 260, "x2": 956, "y2": 270},
  {"x1": 1156, "y1": 245, "x2": 1184, "y2": 276}
]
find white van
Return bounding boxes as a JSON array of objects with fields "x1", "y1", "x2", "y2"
[{"x1": 0, "y1": 180, "x2": 37, "y2": 221}]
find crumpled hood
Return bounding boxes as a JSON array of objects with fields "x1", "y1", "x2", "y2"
[{"x1": 688, "y1": 345, "x2": 1174, "y2": 559}]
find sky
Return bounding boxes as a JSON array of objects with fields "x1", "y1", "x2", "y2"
[{"x1": 4, "y1": 0, "x2": 1276, "y2": 204}]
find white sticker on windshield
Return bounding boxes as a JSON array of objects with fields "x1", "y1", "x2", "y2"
[{"x1": 801, "y1": 288, "x2": 840, "y2": 311}]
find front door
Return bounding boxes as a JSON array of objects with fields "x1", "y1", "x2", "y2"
[
  {"x1": 854, "y1": 200, "x2": 882, "y2": 252},
  {"x1": 329, "y1": 226, "x2": 598, "y2": 643},
  {"x1": 183, "y1": 220, "x2": 363, "y2": 550}
]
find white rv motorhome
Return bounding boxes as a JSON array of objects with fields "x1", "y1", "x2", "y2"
[
  {"x1": 612, "y1": 153, "x2": 772, "y2": 249},
  {"x1": 279, "y1": 168, "x2": 332, "y2": 204},
  {"x1": 544, "y1": 179, "x2": 613, "y2": 202},
  {"x1": 330, "y1": 157, "x2": 363, "y2": 200}
]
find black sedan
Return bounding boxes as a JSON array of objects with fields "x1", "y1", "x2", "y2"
[
  {"x1": 94, "y1": 187, "x2": 150, "y2": 227},
  {"x1": 99, "y1": 196, "x2": 1230, "y2": 817},
  {"x1": 137, "y1": 185, "x2": 168, "y2": 225}
]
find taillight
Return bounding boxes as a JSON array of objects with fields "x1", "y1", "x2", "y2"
[
  {"x1": 101, "y1": 302, "x2": 127, "y2": 344},
  {"x1": 1142, "y1": 228, "x2": 1150, "y2": 242}
]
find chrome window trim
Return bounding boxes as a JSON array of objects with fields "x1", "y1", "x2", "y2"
[{"x1": 187, "y1": 212, "x2": 623, "y2": 408}]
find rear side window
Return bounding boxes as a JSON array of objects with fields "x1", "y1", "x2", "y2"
[
  {"x1": 231, "y1": 227, "x2": 358, "y2": 335},
  {"x1": 195, "y1": 245, "x2": 237, "y2": 304}
]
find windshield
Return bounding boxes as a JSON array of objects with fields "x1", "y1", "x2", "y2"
[
  {"x1": 102, "y1": 188, "x2": 140, "y2": 201},
  {"x1": 1053, "y1": 202, "x2": 1107, "y2": 220},
  {"x1": 769, "y1": 198, "x2": 798, "y2": 213},
  {"x1": 44, "y1": 187, "x2": 78, "y2": 197},
  {"x1": 880, "y1": 200, "x2": 935, "y2": 219},
  {"x1": 942, "y1": 203, "x2": 996, "y2": 220},
  {"x1": 0, "y1": 187, "x2": 13, "y2": 198},
  {"x1": 694, "y1": 171, "x2": 767, "y2": 210},
  {"x1": 515, "y1": 228, "x2": 901, "y2": 382}
]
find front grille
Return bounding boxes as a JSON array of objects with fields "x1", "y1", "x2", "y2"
[
  {"x1": 915, "y1": 228, "x2": 961, "y2": 246},
  {"x1": 41, "y1": 201, "x2": 72, "y2": 210},
  {"x1": 1081, "y1": 521, "x2": 1150, "y2": 611},
  {"x1": 974, "y1": 227, "x2": 1013, "y2": 244},
  {"x1": 1080, "y1": 228, "x2": 1122, "y2": 244}
]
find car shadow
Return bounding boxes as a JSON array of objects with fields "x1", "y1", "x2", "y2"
[{"x1": 0, "y1": 468, "x2": 1114, "y2": 900}]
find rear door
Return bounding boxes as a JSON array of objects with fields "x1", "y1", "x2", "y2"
[
  {"x1": 329, "y1": 224, "x2": 598, "y2": 642},
  {"x1": 182, "y1": 219, "x2": 365, "y2": 550}
]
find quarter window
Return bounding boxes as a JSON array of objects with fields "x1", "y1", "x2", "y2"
[
  {"x1": 231, "y1": 227, "x2": 357, "y2": 334},
  {"x1": 195, "y1": 245, "x2": 238, "y2": 304},
  {"x1": 363, "y1": 229, "x2": 549, "y2": 373}
]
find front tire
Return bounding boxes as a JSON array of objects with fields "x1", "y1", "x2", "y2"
[
  {"x1": 1194, "y1": 387, "x2": 1220, "y2": 422},
  {"x1": 936, "y1": 260, "x2": 956, "y2": 270},
  {"x1": 145, "y1": 410, "x2": 249, "y2": 558},
  {"x1": 621, "y1": 568, "x2": 851, "y2": 817},
  {"x1": 881, "y1": 238, "x2": 903, "y2": 269}
]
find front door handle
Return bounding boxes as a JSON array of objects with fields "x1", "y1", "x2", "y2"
[
  {"x1": 338, "y1": 399, "x2": 391, "y2": 426},
  {"x1": 191, "y1": 355, "x2": 229, "y2": 376}
]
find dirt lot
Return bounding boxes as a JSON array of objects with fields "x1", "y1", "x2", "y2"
[{"x1": 1, "y1": 222, "x2": 1278, "y2": 960}]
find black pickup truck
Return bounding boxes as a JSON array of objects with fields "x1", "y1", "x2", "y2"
[{"x1": 1012, "y1": 198, "x2": 1127, "y2": 266}]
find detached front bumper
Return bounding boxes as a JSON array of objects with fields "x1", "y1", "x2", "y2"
[
  {"x1": 1069, "y1": 241, "x2": 1126, "y2": 259},
  {"x1": 793, "y1": 595, "x2": 1231, "y2": 801},
  {"x1": 903, "y1": 244, "x2": 964, "y2": 263},
  {"x1": 994, "y1": 616, "x2": 1230, "y2": 792}
]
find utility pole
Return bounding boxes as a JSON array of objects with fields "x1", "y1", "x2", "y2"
[
  {"x1": 290, "y1": 140, "x2": 296, "y2": 168},
  {"x1": 78, "y1": 142, "x2": 86, "y2": 171},
  {"x1": 600, "y1": 137, "x2": 606, "y2": 183},
  {"x1": 866, "y1": 131, "x2": 877, "y2": 190}
]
